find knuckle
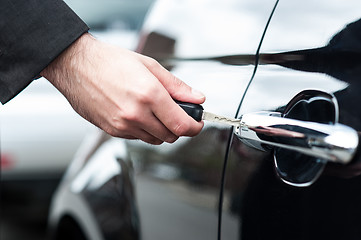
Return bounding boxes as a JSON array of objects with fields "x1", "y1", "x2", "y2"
[
  {"x1": 145, "y1": 57, "x2": 160, "y2": 69},
  {"x1": 166, "y1": 135, "x2": 178, "y2": 143},
  {"x1": 135, "y1": 84, "x2": 159, "y2": 105},
  {"x1": 104, "y1": 125, "x2": 122, "y2": 137},
  {"x1": 173, "y1": 122, "x2": 191, "y2": 136},
  {"x1": 173, "y1": 120, "x2": 202, "y2": 137},
  {"x1": 107, "y1": 113, "x2": 137, "y2": 136},
  {"x1": 112, "y1": 120, "x2": 127, "y2": 132},
  {"x1": 169, "y1": 75, "x2": 189, "y2": 98},
  {"x1": 109, "y1": 121, "x2": 127, "y2": 137},
  {"x1": 118, "y1": 108, "x2": 141, "y2": 123},
  {"x1": 152, "y1": 139, "x2": 164, "y2": 145},
  {"x1": 144, "y1": 136, "x2": 163, "y2": 145},
  {"x1": 123, "y1": 112, "x2": 139, "y2": 122},
  {"x1": 173, "y1": 75, "x2": 184, "y2": 87},
  {"x1": 137, "y1": 91, "x2": 154, "y2": 105}
]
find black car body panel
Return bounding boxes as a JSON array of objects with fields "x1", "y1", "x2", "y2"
[{"x1": 223, "y1": 1, "x2": 361, "y2": 239}]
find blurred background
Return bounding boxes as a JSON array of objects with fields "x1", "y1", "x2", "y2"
[{"x1": 0, "y1": 0, "x2": 154, "y2": 239}]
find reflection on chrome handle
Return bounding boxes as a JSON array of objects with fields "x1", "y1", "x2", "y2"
[{"x1": 234, "y1": 112, "x2": 359, "y2": 164}]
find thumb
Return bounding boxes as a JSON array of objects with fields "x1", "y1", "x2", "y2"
[
  {"x1": 163, "y1": 74, "x2": 206, "y2": 104},
  {"x1": 144, "y1": 58, "x2": 206, "y2": 104}
]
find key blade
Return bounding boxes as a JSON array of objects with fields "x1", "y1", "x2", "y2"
[{"x1": 202, "y1": 111, "x2": 240, "y2": 127}]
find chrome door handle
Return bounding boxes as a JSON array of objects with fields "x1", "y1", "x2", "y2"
[{"x1": 234, "y1": 112, "x2": 359, "y2": 164}]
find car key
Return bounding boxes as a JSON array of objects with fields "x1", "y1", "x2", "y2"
[{"x1": 176, "y1": 101, "x2": 240, "y2": 127}]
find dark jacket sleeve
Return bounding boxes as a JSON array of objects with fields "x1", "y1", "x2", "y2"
[{"x1": 0, "y1": 0, "x2": 89, "y2": 104}]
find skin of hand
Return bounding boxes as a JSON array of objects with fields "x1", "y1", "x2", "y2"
[{"x1": 40, "y1": 33, "x2": 205, "y2": 145}]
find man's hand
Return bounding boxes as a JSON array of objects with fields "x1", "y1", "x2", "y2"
[{"x1": 41, "y1": 33, "x2": 205, "y2": 145}]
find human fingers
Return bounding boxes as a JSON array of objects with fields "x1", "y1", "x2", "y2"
[
  {"x1": 134, "y1": 56, "x2": 205, "y2": 137},
  {"x1": 150, "y1": 93, "x2": 204, "y2": 137},
  {"x1": 141, "y1": 113, "x2": 179, "y2": 143},
  {"x1": 113, "y1": 105, "x2": 179, "y2": 143},
  {"x1": 122, "y1": 129, "x2": 164, "y2": 145},
  {"x1": 112, "y1": 101, "x2": 179, "y2": 143},
  {"x1": 140, "y1": 55, "x2": 206, "y2": 104}
]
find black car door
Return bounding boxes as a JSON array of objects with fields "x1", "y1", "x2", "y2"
[{"x1": 221, "y1": 1, "x2": 361, "y2": 239}]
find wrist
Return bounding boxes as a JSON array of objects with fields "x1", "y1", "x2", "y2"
[{"x1": 40, "y1": 32, "x2": 94, "y2": 90}]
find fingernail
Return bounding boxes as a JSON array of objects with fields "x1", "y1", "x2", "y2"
[{"x1": 192, "y1": 88, "x2": 205, "y2": 99}]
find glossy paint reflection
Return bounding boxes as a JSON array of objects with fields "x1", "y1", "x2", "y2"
[
  {"x1": 127, "y1": 127, "x2": 232, "y2": 240},
  {"x1": 223, "y1": 13, "x2": 361, "y2": 240},
  {"x1": 75, "y1": 137, "x2": 140, "y2": 240},
  {"x1": 133, "y1": 1, "x2": 278, "y2": 239},
  {"x1": 260, "y1": 18, "x2": 361, "y2": 178}
]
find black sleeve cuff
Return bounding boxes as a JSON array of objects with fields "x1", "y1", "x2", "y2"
[{"x1": 0, "y1": 0, "x2": 89, "y2": 104}]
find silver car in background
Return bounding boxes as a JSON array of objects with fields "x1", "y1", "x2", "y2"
[{"x1": 0, "y1": 1, "x2": 154, "y2": 239}]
